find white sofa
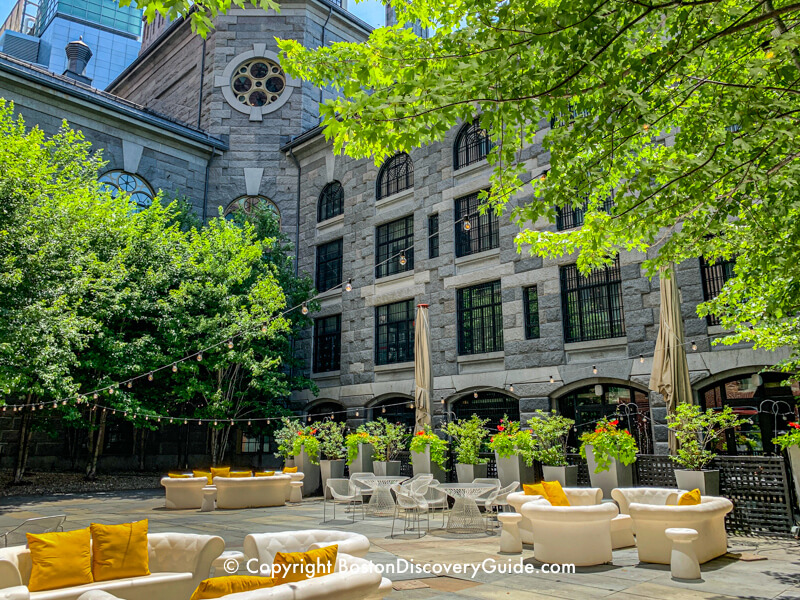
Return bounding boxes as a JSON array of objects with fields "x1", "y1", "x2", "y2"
[
  {"x1": 628, "y1": 496, "x2": 734, "y2": 564},
  {"x1": 161, "y1": 477, "x2": 209, "y2": 510},
  {"x1": 243, "y1": 530, "x2": 389, "y2": 600},
  {"x1": 215, "y1": 475, "x2": 290, "y2": 509},
  {"x1": 611, "y1": 487, "x2": 684, "y2": 515},
  {"x1": 0, "y1": 532, "x2": 224, "y2": 600}
]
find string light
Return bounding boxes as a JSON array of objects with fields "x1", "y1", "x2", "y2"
[
  {"x1": 93, "y1": 393, "x2": 99, "y2": 400},
  {"x1": 127, "y1": 381, "x2": 132, "y2": 388},
  {"x1": 382, "y1": 406, "x2": 386, "y2": 413},
  {"x1": 355, "y1": 410, "x2": 359, "y2": 417},
  {"x1": 550, "y1": 375, "x2": 554, "y2": 383},
  {"x1": 197, "y1": 353, "x2": 203, "y2": 361},
  {"x1": 473, "y1": 391, "x2": 478, "y2": 398},
  {"x1": 345, "y1": 279, "x2": 352, "y2": 292},
  {"x1": 399, "y1": 254, "x2": 407, "y2": 266},
  {"x1": 463, "y1": 217, "x2": 471, "y2": 231},
  {"x1": 247, "y1": 420, "x2": 252, "y2": 426},
  {"x1": 108, "y1": 388, "x2": 114, "y2": 395},
  {"x1": 592, "y1": 365, "x2": 598, "y2": 374},
  {"x1": 509, "y1": 384, "x2": 514, "y2": 393},
  {"x1": 227, "y1": 340, "x2": 234, "y2": 349},
  {"x1": 171, "y1": 363, "x2": 178, "y2": 373},
  {"x1": 639, "y1": 355, "x2": 644, "y2": 363},
  {"x1": 148, "y1": 372, "x2": 154, "y2": 381},
  {"x1": 261, "y1": 323, "x2": 268, "y2": 333},
  {"x1": 691, "y1": 341, "x2": 697, "y2": 351},
  {"x1": 301, "y1": 303, "x2": 309, "y2": 315}
]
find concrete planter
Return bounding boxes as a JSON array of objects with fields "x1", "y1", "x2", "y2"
[
  {"x1": 542, "y1": 465, "x2": 578, "y2": 487},
  {"x1": 411, "y1": 445, "x2": 447, "y2": 481},
  {"x1": 295, "y1": 446, "x2": 320, "y2": 497},
  {"x1": 674, "y1": 469, "x2": 720, "y2": 496},
  {"x1": 585, "y1": 445, "x2": 634, "y2": 499},
  {"x1": 320, "y1": 459, "x2": 345, "y2": 499},
  {"x1": 349, "y1": 443, "x2": 374, "y2": 474},
  {"x1": 788, "y1": 446, "x2": 800, "y2": 506},
  {"x1": 456, "y1": 463, "x2": 488, "y2": 483},
  {"x1": 495, "y1": 453, "x2": 537, "y2": 487},
  {"x1": 284, "y1": 457, "x2": 295, "y2": 469},
  {"x1": 373, "y1": 461, "x2": 401, "y2": 476}
]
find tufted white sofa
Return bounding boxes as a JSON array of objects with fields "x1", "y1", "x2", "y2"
[
  {"x1": 611, "y1": 487, "x2": 684, "y2": 515},
  {"x1": 628, "y1": 496, "x2": 734, "y2": 564},
  {"x1": 161, "y1": 477, "x2": 209, "y2": 510},
  {"x1": 215, "y1": 475, "x2": 290, "y2": 509},
  {"x1": 0, "y1": 532, "x2": 224, "y2": 600}
]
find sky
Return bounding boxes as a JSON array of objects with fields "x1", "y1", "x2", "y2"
[{"x1": 0, "y1": 0, "x2": 386, "y2": 30}]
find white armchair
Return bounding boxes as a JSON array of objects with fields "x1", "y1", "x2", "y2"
[
  {"x1": 215, "y1": 475, "x2": 290, "y2": 509},
  {"x1": 160, "y1": 477, "x2": 208, "y2": 510},
  {"x1": 243, "y1": 530, "x2": 370, "y2": 564},
  {"x1": 611, "y1": 487, "x2": 684, "y2": 515},
  {"x1": 628, "y1": 496, "x2": 734, "y2": 564},
  {"x1": 507, "y1": 487, "x2": 603, "y2": 544}
]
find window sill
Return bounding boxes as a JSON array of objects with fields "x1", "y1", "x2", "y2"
[
  {"x1": 375, "y1": 270, "x2": 415, "y2": 287},
  {"x1": 311, "y1": 370, "x2": 340, "y2": 380},
  {"x1": 707, "y1": 325, "x2": 730, "y2": 336},
  {"x1": 375, "y1": 187, "x2": 414, "y2": 210},
  {"x1": 457, "y1": 350, "x2": 505, "y2": 363},
  {"x1": 455, "y1": 247, "x2": 501, "y2": 265},
  {"x1": 316, "y1": 214, "x2": 344, "y2": 233},
  {"x1": 453, "y1": 159, "x2": 490, "y2": 180},
  {"x1": 564, "y1": 337, "x2": 628, "y2": 351},
  {"x1": 374, "y1": 361, "x2": 414, "y2": 373}
]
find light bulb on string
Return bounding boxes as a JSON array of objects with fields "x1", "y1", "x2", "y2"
[
  {"x1": 230, "y1": 420, "x2": 234, "y2": 426},
  {"x1": 108, "y1": 387, "x2": 114, "y2": 395},
  {"x1": 247, "y1": 420, "x2": 252, "y2": 426},
  {"x1": 408, "y1": 402, "x2": 414, "y2": 409},
  {"x1": 171, "y1": 363, "x2": 178, "y2": 373},
  {"x1": 440, "y1": 398, "x2": 445, "y2": 404},
  {"x1": 463, "y1": 218, "x2": 471, "y2": 231},
  {"x1": 157, "y1": 417, "x2": 161, "y2": 422},
  {"x1": 227, "y1": 340, "x2": 234, "y2": 349},
  {"x1": 62, "y1": 400, "x2": 67, "y2": 406},
  {"x1": 639, "y1": 355, "x2": 644, "y2": 363},
  {"x1": 214, "y1": 420, "x2": 218, "y2": 426},
  {"x1": 148, "y1": 372, "x2": 154, "y2": 381},
  {"x1": 691, "y1": 341, "x2": 697, "y2": 351},
  {"x1": 592, "y1": 365, "x2": 598, "y2": 374},
  {"x1": 473, "y1": 391, "x2": 478, "y2": 398},
  {"x1": 382, "y1": 406, "x2": 386, "y2": 413},
  {"x1": 345, "y1": 279, "x2": 352, "y2": 292},
  {"x1": 169, "y1": 418, "x2": 173, "y2": 423},
  {"x1": 399, "y1": 254, "x2": 407, "y2": 266},
  {"x1": 355, "y1": 410, "x2": 360, "y2": 417},
  {"x1": 301, "y1": 303, "x2": 309, "y2": 315},
  {"x1": 197, "y1": 353, "x2": 203, "y2": 361},
  {"x1": 261, "y1": 323, "x2": 268, "y2": 334},
  {"x1": 549, "y1": 375, "x2": 554, "y2": 383},
  {"x1": 509, "y1": 384, "x2": 514, "y2": 393},
  {"x1": 184, "y1": 419, "x2": 188, "y2": 425},
  {"x1": 127, "y1": 381, "x2": 132, "y2": 389},
  {"x1": 124, "y1": 411, "x2": 128, "y2": 417},
  {"x1": 267, "y1": 419, "x2": 270, "y2": 425}
]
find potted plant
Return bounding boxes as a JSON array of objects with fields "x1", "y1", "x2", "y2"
[
  {"x1": 527, "y1": 411, "x2": 576, "y2": 486},
  {"x1": 668, "y1": 403, "x2": 750, "y2": 495},
  {"x1": 359, "y1": 418, "x2": 406, "y2": 475},
  {"x1": 291, "y1": 424, "x2": 321, "y2": 496},
  {"x1": 345, "y1": 430, "x2": 378, "y2": 473},
  {"x1": 316, "y1": 419, "x2": 346, "y2": 498},
  {"x1": 488, "y1": 416, "x2": 536, "y2": 487},
  {"x1": 444, "y1": 415, "x2": 489, "y2": 482},
  {"x1": 409, "y1": 424, "x2": 449, "y2": 481},
  {"x1": 579, "y1": 416, "x2": 638, "y2": 498},
  {"x1": 274, "y1": 416, "x2": 301, "y2": 468},
  {"x1": 773, "y1": 421, "x2": 800, "y2": 504}
]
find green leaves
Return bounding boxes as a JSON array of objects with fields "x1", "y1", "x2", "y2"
[
  {"x1": 443, "y1": 415, "x2": 489, "y2": 465},
  {"x1": 667, "y1": 403, "x2": 751, "y2": 470}
]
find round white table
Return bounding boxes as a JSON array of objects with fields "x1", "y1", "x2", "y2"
[
  {"x1": 435, "y1": 483, "x2": 495, "y2": 533},
  {"x1": 364, "y1": 476, "x2": 407, "y2": 516}
]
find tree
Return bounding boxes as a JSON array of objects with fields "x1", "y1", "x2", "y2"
[{"x1": 269, "y1": 0, "x2": 800, "y2": 374}]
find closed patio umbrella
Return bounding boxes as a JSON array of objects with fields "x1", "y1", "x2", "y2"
[
  {"x1": 414, "y1": 303, "x2": 433, "y2": 431},
  {"x1": 649, "y1": 263, "x2": 693, "y2": 454}
]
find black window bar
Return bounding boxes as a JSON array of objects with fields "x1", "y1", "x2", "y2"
[
  {"x1": 454, "y1": 121, "x2": 494, "y2": 170},
  {"x1": 454, "y1": 191, "x2": 499, "y2": 258},
  {"x1": 457, "y1": 280, "x2": 504, "y2": 355},
  {"x1": 373, "y1": 398, "x2": 416, "y2": 428},
  {"x1": 560, "y1": 257, "x2": 626, "y2": 343},
  {"x1": 428, "y1": 214, "x2": 439, "y2": 258},
  {"x1": 376, "y1": 299, "x2": 415, "y2": 366},
  {"x1": 556, "y1": 196, "x2": 615, "y2": 231},
  {"x1": 376, "y1": 153, "x2": 413, "y2": 200},
  {"x1": 313, "y1": 314, "x2": 341, "y2": 373},
  {"x1": 700, "y1": 256, "x2": 736, "y2": 326},
  {"x1": 376, "y1": 215, "x2": 414, "y2": 279},
  {"x1": 550, "y1": 104, "x2": 591, "y2": 128},
  {"x1": 523, "y1": 286, "x2": 540, "y2": 339},
  {"x1": 316, "y1": 238, "x2": 343, "y2": 293},
  {"x1": 317, "y1": 181, "x2": 344, "y2": 223},
  {"x1": 452, "y1": 392, "x2": 519, "y2": 428}
]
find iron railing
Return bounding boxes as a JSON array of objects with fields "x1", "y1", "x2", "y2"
[{"x1": 556, "y1": 196, "x2": 615, "y2": 231}]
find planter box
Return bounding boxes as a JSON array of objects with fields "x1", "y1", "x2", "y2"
[
  {"x1": 674, "y1": 468, "x2": 720, "y2": 496},
  {"x1": 585, "y1": 445, "x2": 634, "y2": 499},
  {"x1": 411, "y1": 446, "x2": 447, "y2": 481},
  {"x1": 542, "y1": 465, "x2": 578, "y2": 487},
  {"x1": 788, "y1": 446, "x2": 800, "y2": 506},
  {"x1": 295, "y1": 446, "x2": 320, "y2": 497},
  {"x1": 495, "y1": 452, "x2": 537, "y2": 488},
  {"x1": 320, "y1": 459, "x2": 345, "y2": 499},
  {"x1": 349, "y1": 443, "x2": 374, "y2": 474},
  {"x1": 373, "y1": 461, "x2": 401, "y2": 476},
  {"x1": 456, "y1": 463, "x2": 488, "y2": 483},
  {"x1": 284, "y1": 457, "x2": 296, "y2": 469}
]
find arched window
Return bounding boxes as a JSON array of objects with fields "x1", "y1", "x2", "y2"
[
  {"x1": 224, "y1": 195, "x2": 281, "y2": 226},
  {"x1": 99, "y1": 170, "x2": 154, "y2": 212},
  {"x1": 452, "y1": 391, "x2": 518, "y2": 429},
  {"x1": 372, "y1": 397, "x2": 415, "y2": 429},
  {"x1": 453, "y1": 121, "x2": 493, "y2": 170},
  {"x1": 376, "y1": 153, "x2": 413, "y2": 200},
  {"x1": 317, "y1": 181, "x2": 344, "y2": 223}
]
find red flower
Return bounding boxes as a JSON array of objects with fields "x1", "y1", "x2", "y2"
[
  {"x1": 490, "y1": 437, "x2": 495, "y2": 443},
  {"x1": 790, "y1": 422, "x2": 800, "y2": 430},
  {"x1": 311, "y1": 429, "x2": 317, "y2": 434},
  {"x1": 596, "y1": 427, "x2": 605, "y2": 433},
  {"x1": 500, "y1": 418, "x2": 504, "y2": 423},
  {"x1": 497, "y1": 425, "x2": 505, "y2": 432},
  {"x1": 416, "y1": 430, "x2": 424, "y2": 436},
  {"x1": 609, "y1": 419, "x2": 619, "y2": 426}
]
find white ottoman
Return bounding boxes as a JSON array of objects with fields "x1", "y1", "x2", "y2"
[
  {"x1": 289, "y1": 481, "x2": 304, "y2": 503},
  {"x1": 201, "y1": 485, "x2": 217, "y2": 512},
  {"x1": 498, "y1": 512, "x2": 523, "y2": 554},
  {"x1": 665, "y1": 527, "x2": 701, "y2": 580},
  {"x1": 611, "y1": 514, "x2": 635, "y2": 549}
]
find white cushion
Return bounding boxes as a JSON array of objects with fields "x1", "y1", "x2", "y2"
[{"x1": 243, "y1": 530, "x2": 370, "y2": 566}]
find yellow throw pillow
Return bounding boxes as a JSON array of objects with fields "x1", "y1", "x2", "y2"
[
  {"x1": 272, "y1": 544, "x2": 337, "y2": 585},
  {"x1": 193, "y1": 470, "x2": 212, "y2": 484},
  {"x1": 168, "y1": 472, "x2": 191, "y2": 478},
  {"x1": 282, "y1": 466, "x2": 298, "y2": 473},
  {"x1": 255, "y1": 471, "x2": 275, "y2": 477},
  {"x1": 90, "y1": 519, "x2": 150, "y2": 581},
  {"x1": 190, "y1": 576, "x2": 274, "y2": 600},
  {"x1": 522, "y1": 483, "x2": 548, "y2": 499},
  {"x1": 541, "y1": 480, "x2": 570, "y2": 507},
  {"x1": 678, "y1": 488, "x2": 702, "y2": 506},
  {"x1": 26, "y1": 528, "x2": 93, "y2": 592},
  {"x1": 230, "y1": 471, "x2": 252, "y2": 478},
  {"x1": 210, "y1": 467, "x2": 231, "y2": 479}
]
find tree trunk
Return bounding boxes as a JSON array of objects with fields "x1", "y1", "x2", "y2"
[
  {"x1": 13, "y1": 395, "x2": 33, "y2": 484},
  {"x1": 85, "y1": 410, "x2": 106, "y2": 480},
  {"x1": 210, "y1": 428, "x2": 219, "y2": 467}
]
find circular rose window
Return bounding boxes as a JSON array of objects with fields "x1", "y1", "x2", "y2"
[{"x1": 231, "y1": 58, "x2": 286, "y2": 108}]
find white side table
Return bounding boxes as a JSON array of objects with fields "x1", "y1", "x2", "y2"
[
  {"x1": 665, "y1": 527, "x2": 701, "y2": 580},
  {"x1": 201, "y1": 486, "x2": 217, "y2": 512},
  {"x1": 211, "y1": 550, "x2": 246, "y2": 576},
  {"x1": 288, "y1": 481, "x2": 304, "y2": 503},
  {"x1": 498, "y1": 512, "x2": 523, "y2": 554}
]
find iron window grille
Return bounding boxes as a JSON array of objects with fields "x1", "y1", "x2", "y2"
[
  {"x1": 556, "y1": 196, "x2": 614, "y2": 231},
  {"x1": 452, "y1": 392, "x2": 519, "y2": 428},
  {"x1": 700, "y1": 256, "x2": 736, "y2": 326},
  {"x1": 454, "y1": 121, "x2": 494, "y2": 170},
  {"x1": 523, "y1": 286, "x2": 540, "y2": 339},
  {"x1": 317, "y1": 181, "x2": 344, "y2": 222},
  {"x1": 376, "y1": 215, "x2": 414, "y2": 279},
  {"x1": 376, "y1": 299, "x2": 415, "y2": 365},
  {"x1": 372, "y1": 399, "x2": 416, "y2": 427},
  {"x1": 428, "y1": 214, "x2": 439, "y2": 258},
  {"x1": 457, "y1": 280, "x2": 504, "y2": 355},
  {"x1": 560, "y1": 257, "x2": 626, "y2": 343},
  {"x1": 316, "y1": 238, "x2": 342, "y2": 293},
  {"x1": 454, "y1": 191, "x2": 499, "y2": 257},
  {"x1": 313, "y1": 314, "x2": 341, "y2": 373},
  {"x1": 550, "y1": 104, "x2": 591, "y2": 128},
  {"x1": 376, "y1": 153, "x2": 413, "y2": 200}
]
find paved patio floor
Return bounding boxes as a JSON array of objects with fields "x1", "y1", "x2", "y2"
[{"x1": 2, "y1": 490, "x2": 799, "y2": 600}]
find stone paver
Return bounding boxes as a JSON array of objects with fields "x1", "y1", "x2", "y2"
[{"x1": 1, "y1": 490, "x2": 799, "y2": 600}]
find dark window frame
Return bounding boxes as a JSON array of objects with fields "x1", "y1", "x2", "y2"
[
  {"x1": 375, "y1": 299, "x2": 415, "y2": 366},
  {"x1": 523, "y1": 286, "x2": 540, "y2": 339},
  {"x1": 315, "y1": 238, "x2": 343, "y2": 293},
  {"x1": 376, "y1": 215, "x2": 414, "y2": 279},
  {"x1": 313, "y1": 314, "x2": 341, "y2": 373},
  {"x1": 454, "y1": 191, "x2": 499, "y2": 258},
  {"x1": 457, "y1": 280, "x2": 504, "y2": 355},
  {"x1": 700, "y1": 256, "x2": 736, "y2": 326},
  {"x1": 453, "y1": 121, "x2": 494, "y2": 170},
  {"x1": 317, "y1": 181, "x2": 344, "y2": 223},
  {"x1": 376, "y1": 153, "x2": 413, "y2": 200},
  {"x1": 428, "y1": 214, "x2": 439, "y2": 259},
  {"x1": 556, "y1": 196, "x2": 615, "y2": 231},
  {"x1": 560, "y1": 257, "x2": 626, "y2": 343}
]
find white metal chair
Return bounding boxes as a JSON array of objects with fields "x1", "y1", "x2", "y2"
[
  {"x1": 390, "y1": 483, "x2": 430, "y2": 538},
  {"x1": 1, "y1": 515, "x2": 66, "y2": 547},
  {"x1": 324, "y1": 478, "x2": 364, "y2": 522},
  {"x1": 421, "y1": 479, "x2": 449, "y2": 527},
  {"x1": 484, "y1": 481, "x2": 520, "y2": 527},
  {"x1": 349, "y1": 472, "x2": 376, "y2": 497},
  {"x1": 404, "y1": 473, "x2": 433, "y2": 497}
]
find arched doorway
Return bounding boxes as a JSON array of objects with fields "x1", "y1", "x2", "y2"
[
  {"x1": 699, "y1": 372, "x2": 799, "y2": 455},
  {"x1": 372, "y1": 397, "x2": 416, "y2": 429},
  {"x1": 557, "y1": 384, "x2": 653, "y2": 454},
  {"x1": 306, "y1": 401, "x2": 347, "y2": 423},
  {"x1": 451, "y1": 391, "x2": 519, "y2": 428}
]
